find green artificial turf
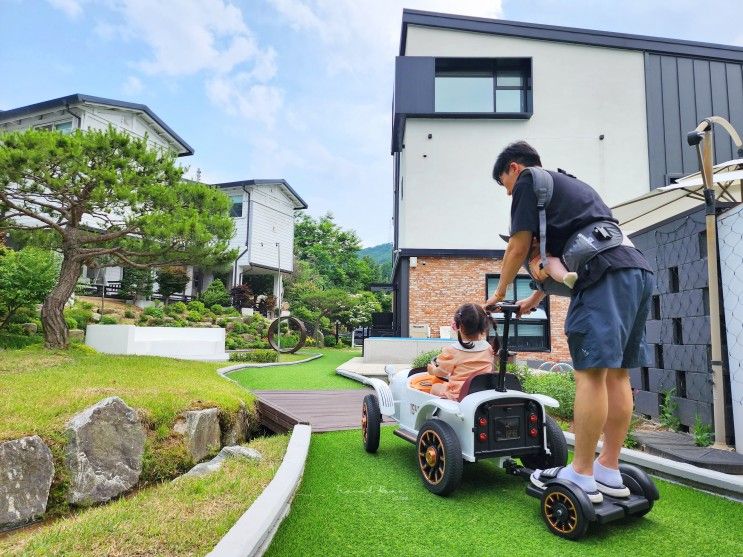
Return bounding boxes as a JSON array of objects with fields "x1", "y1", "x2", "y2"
[
  {"x1": 266, "y1": 428, "x2": 743, "y2": 557},
  {"x1": 228, "y1": 348, "x2": 364, "y2": 391}
]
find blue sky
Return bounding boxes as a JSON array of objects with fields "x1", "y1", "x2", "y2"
[{"x1": 1, "y1": 0, "x2": 742, "y2": 247}]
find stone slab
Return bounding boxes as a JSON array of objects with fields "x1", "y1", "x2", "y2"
[{"x1": 634, "y1": 431, "x2": 743, "y2": 474}]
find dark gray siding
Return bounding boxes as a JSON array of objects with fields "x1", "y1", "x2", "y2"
[{"x1": 645, "y1": 54, "x2": 743, "y2": 189}]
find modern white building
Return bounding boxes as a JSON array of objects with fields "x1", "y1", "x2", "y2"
[
  {"x1": 390, "y1": 10, "x2": 743, "y2": 363},
  {"x1": 0, "y1": 94, "x2": 306, "y2": 302}
]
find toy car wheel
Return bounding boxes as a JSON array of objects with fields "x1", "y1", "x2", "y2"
[
  {"x1": 619, "y1": 463, "x2": 659, "y2": 516},
  {"x1": 362, "y1": 394, "x2": 381, "y2": 453},
  {"x1": 520, "y1": 415, "x2": 568, "y2": 470},
  {"x1": 541, "y1": 484, "x2": 589, "y2": 540},
  {"x1": 416, "y1": 419, "x2": 463, "y2": 496}
]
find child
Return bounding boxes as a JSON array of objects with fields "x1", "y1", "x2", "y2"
[
  {"x1": 427, "y1": 303, "x2": 494, "y2": 400},
  {"x1": 527, "y1": 238, "x2": 578, "y2": 289}
]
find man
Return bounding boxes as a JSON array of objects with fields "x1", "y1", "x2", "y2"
[{"x1": 485, "y1": 141, "x2": 654, "y2": 504}]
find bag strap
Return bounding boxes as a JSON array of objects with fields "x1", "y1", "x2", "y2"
[{"x1": 523, "y1": 167, "x2": 553, "y2": 272}]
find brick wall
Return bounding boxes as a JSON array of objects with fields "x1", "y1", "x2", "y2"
[{"x1": 407, "y1": 256, "x2": 571, "y2": 362}]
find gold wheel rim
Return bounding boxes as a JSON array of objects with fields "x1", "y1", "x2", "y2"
[
  {"x1": 418, "y1": 430, "x2": 445, "y2": 485},
  {"x1": 544, "y1": 491, "x2": 578, "y2": 534}
]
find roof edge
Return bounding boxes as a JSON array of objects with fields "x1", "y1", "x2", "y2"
[
  {"x1": 400, "y1": 9, "x2": 743, "y2": 62},
  {"x1": 212, "y1": 179, "x2": 308, "y2": 210}
]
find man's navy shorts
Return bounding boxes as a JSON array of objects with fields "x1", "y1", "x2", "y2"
[{"x1": 565, "y1": 268, "x2": 655, "y2": 370}]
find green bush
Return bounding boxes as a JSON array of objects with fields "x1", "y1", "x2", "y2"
[
  {"x1": 100, "y1": 315, "x2": 118, "y2": 325},
  {"x1": 232, "y1": 322, "x2": 250, "y2": 334},
  {"x1": 124, "y1": 309, "x2": 135, "y2": 319},
  {"x1": 143, "y1": 306, "x2": 164, "y2": 319},
  {"x1": 411, "y1": 349, "x2": 443, "y2": 369},
  {"x1": 323, "y1": 336, "x2": 337, "y2": 347},
  {"x1": 210, "y1": 304, "x2": 225, "y2": 315},
  {"x1": 216, "y1": 318, "x2": 228, "y2": 328},
  {"x1": 226, "y1": 333, "x2": 250, "y2": 350},
  {"x1": 170, "y1": 301, "x2": 187, "y2": 314},
  {"x1": 659, "y1": 389, "x2": 681, "y2": 431},
  {"x1": 64, "y1": 305, "x2": 93, "y2": 329},
  {"x1": 64, "y1": 316, "x2": 78, "y2": 330},
  {"x1": 0, "y1": 333, "x2": 42, "y2": 349},
  {"x1": 229, "y1": 349, "x2": 278, "y2": 363},
  {"x1": 247, "y1": 339, "x2": 270, "y2": 349},
  {"x1": 200, "y1": 279, "x2": 230, "y2": 308},
  {"x1": 186, "y1": 310, "x2": 202, "y2": 322},
  {"x1": 522, "y1": 372, "x2": 575, "y2": 421},
  {"x1": 692, "y1": 414, "x2": 713, "y2": 446},
  {"x1": 187, "y1": 300, "x2": 206, "y2": 313}
]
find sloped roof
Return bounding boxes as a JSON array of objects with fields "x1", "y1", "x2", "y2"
[{"x1": 212, "y1": 179, "x2": 308, "y2": 210}]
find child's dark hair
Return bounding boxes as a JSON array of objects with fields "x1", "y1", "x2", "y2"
[
  {"x1": 454, "y1": 303, "x2": 489, "y2": 349},
  {"x1": 492, "y1": 141, "x2": 542, "y2": 181}
]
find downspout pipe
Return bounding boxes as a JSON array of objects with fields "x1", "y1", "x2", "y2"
[{"x1": 64, "y1": 102, "x2": 82, "y2": 130}]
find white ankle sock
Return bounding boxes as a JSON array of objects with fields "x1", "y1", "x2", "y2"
[
  {"x1": 593, "y1": 460, "x2": 623, "y2": 486},
  {"x1": 558, "y1": 464, "x2": 597, "y2": 492}
]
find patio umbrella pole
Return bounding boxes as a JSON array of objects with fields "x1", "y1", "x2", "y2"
[{"x1": 688, "y1": 117, "x2": 739, "y2": 448}]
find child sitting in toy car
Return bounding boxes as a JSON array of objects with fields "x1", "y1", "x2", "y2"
[{"x1": 422, "y1": 303, "x2": 494, "y2": 400}]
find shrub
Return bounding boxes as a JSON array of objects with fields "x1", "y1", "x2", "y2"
[
  {"x1": 170, "y1": 301, "x2": 187, "y2": 314},
  {"x1": 232, "y1": 322, "x2": 250, "y2": 334},
  {"x1": 64, "y1": 316, "x2": 78, "y2": 330},
  {"x1": 659, "y1": 389, "x2": 681, "y2": 431},
  {"x1": 186, "y1": 311, "x2": 201, "y2": 323},
  {"x1": 0, "y1": 333, "x2": 42, "y2": 349},
  {"x1": 216, "y1": 318, "x2": 228, "y2": 328},
  {"x1": 230, "y1": 284, "x2": 253, "y2": 309},
  {"x1": 247, "y1": 340, "x2": 270, "y2": 349},
  {"x1": 692, "y1": 414, "x2": 713, "y2": 447},
  {"x1": 64, "y1": 305, "x2": 93, "y2": 329},
  {"x1": 522, "y1": 372, "x2": 575, "y2": 421},
  {"x1": 229, "y1": 349, "x2": 278, "y2": 363},
  {"x1": 210, "y1": 304, "x2": 225, "y2": 315},
  {"x1": 200, "y1": 279, "x2": 230, "y2": 307},
  {"x1": 323, "y1": 336, "x2": 337, "y2": 348},
  {"x1": 100, "y1": 315, "x2": 118, "y2": 325},
  {"x1": 226, "y1": 334, "x2": 250, "y2": 350},
  {"x1": 412, "y1": 349, "x2": 443, "y2": 369},
  {"x1": 336, "y1": 339, "x2": 346, "y2": 348},
  {"x1": 143, "y1": 306, "x2": 164, "y2": 319},
  {"x1": 187, "y1": 300, "x2": 206, "y2": 313},
  {"x1": 124, "y1": 309, "x2": 135, "y2": 319}
]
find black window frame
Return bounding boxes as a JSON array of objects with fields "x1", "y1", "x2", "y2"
[
  {"x1": 434, "y1": 57, "x2": 532, "y2": 116},
  {"x1": 485, "y1": 273, "x2": 551, "y2": 352}
]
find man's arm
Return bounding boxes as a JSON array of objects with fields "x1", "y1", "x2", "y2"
[{"x1": 486, "y1": 230, "x2": 533, "y2": 305}]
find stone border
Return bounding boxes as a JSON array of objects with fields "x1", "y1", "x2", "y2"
[
  {"x1": 335, "y1": 367, "x2": 372, "y2": 385},
  {"x1": 219, "y1": 353, "x2": 323, "y2": 375},
  {"x1": 207, "y1": 424, "x2": 312, "y2": 557},
  {"x1": 563, "y1": 432, "x2": 743, "y2": 501}
]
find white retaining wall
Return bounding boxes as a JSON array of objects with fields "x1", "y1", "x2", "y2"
[
  {"x1": 85, "y1": 325, "x2": 229, "y2": 361},
  {"x1": 363, "y1": 337, "x2": 453, "y2": 364}
]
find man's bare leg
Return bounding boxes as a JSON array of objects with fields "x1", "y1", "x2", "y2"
[
  {"x1": 597, "y1": 369, "x2": 633, "y2": 469},
  {"x1": 571, "y1": 368, "x2": 608, "y2": 475}
]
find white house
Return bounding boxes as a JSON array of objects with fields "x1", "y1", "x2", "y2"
[
  {"x1": 391, "y1": 10, "x2": 743, "y2": 363},
  {"x1": 0, "y1": 94, "x2": 307, "y2": 303}
]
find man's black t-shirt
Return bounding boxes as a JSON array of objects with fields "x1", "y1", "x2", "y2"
[{"x1": 509, "y1": 169, "x2": 651, "y2": 290}]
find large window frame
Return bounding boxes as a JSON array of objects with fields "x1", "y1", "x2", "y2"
[
  {"x1": 485, "y1": 274, "x2": 551, "y2": 352},
  {"x1": 229, "y1": 194, "x2": 244, "y2": 218},
  {"x1": 434, "y1": 58, "x2": 532, "y2": 116},
  {"x1": 34, "y1": 120, "x2": 74, "y2": 134}
]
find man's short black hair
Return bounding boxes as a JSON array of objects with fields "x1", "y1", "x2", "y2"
[{"x1": 492, "y1": 141, "x2": 542, "y2": 181}]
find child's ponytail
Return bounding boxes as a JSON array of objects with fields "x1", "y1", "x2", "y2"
[{"x1": 454, "y1": 303, "x2": 489, "y2": 349}]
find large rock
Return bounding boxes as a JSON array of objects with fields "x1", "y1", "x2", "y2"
[
  {"x1": 179, "y1": 445, "x2": 262, "y2": 479},
  {"x1": 174, "y1": 408, "x2": 221, "y2": 463},
  {"x1": 221, "y1": 403, "x2": 251, "y2": 446},
  {"x1": 22, "y1": 323, "x2": 38, "y2": 335},
  {"x1": 0, "y1": 436, "x2": 54, "y2": 532},
  {"x1": 65, "y1": 397, "x2": 145, "y2": 506},
  {"x1": 68, "y1": 329, "x2": 85, "y2": 342}
]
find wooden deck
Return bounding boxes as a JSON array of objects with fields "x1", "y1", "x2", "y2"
[{"x1": 254, "y1": 389, "x2": 393, "y2": 433}]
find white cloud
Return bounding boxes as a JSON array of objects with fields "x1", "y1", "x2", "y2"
[
  {"x1": 122, "y1": 75, "x2": 143, "y2": 95},
  {"x1": 206, "y1": 76, "x2": 284, "y2": 127},
  {"x1": 46, "y1": 0, "x2": 83, "y2": 18}
]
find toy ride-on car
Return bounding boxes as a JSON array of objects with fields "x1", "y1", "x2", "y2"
[
  {"x1": 361, "y1": 302, "x2": 659, "y2": 540},
  {"x1": 361, "y1": 302, "x2": 568, "y2": 497}
]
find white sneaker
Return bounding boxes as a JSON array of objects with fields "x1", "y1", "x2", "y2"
[
  {"x1": 530, "y1": 467, "x2": 604, "y2": 504},
  {"x1": 596, "y1": 479, "x2": 631, "y2": 498}
]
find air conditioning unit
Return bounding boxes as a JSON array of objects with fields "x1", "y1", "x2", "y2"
[{"x1": 410, "y1": 324, "x2": 430, "y2": 338}]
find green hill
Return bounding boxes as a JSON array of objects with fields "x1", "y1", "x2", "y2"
[{"x1": 359, "y1": 243, "x2": 392, "y2": 281}]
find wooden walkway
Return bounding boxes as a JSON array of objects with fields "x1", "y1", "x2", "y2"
[{"x1": 254, "y1": 389, "x2": 393, "y2": 433}]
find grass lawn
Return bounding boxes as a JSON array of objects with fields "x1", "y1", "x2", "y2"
[
  {"x1": 266, "y1": 428, "x2": 743, "y2": 557},
  {"x1": 0, "y1": 434, "x2": 289, "y2": 557},
  {"x1": 228, "y1": 348, "x2": 364, "y2": 391},
  {"x1": 0, "y1": 345, "x2": 252, "y2": 442}
]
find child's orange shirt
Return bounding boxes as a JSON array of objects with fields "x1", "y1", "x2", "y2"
[{"x1": 427, "y1": 340, "x2": 494, "y2": 400}]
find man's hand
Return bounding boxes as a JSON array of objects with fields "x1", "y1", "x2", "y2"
[
  {"x1": 515, "y1": 290, "x2": 545, "y2": 317},
  {"x1": 484, "y1": 292, "x2": 505, "y2": 309}
]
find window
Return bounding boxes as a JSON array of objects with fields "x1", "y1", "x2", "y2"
[
  {"x1": 435, "y1": 58, "x2": 531, "y2": 114},
  {"x1": 35, "y1": 120, "x2": 73, "y2": 134},
  {"x1": 486, "y1": 274, "x2": 550, "y2": 351},
  {"x1": 229, "y1": 194, "x2": 243, "y2": 218}
]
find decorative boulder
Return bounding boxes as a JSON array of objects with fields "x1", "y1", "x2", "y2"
[
  {"x1": 221, "y1": 403, "x2": 251, "y2": 446},
  {"x1": 180, "y1": 445, "x2": 262, "y2": 479},
  {"x1": 0, "y1": 436, "x2": 54, "y2": 532},
  {"x1": 65, "y1": 397, "x2": 145, "y2": 506},
  {"x1": 173, "y1": 408, "x2": 221, "y2": 463},
  {"x1": 90, "y1": 312, "x2": 101, "y2": 322},
  {"x1": 21, "y1": 323, "x2": 38, "y2": 335},
  {"x1": 68, "y1": 329, "x2": 85, "y2": 342}
]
